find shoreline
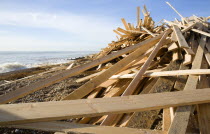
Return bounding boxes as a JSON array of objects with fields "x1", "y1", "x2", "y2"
[{"x1": 0, "y1": 51, "x2": 98, "y2": 74}]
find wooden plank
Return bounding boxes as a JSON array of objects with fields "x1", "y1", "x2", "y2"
[
  {"x1": 171, "y1": 31, "x2": 178, "y2": 41},
  {"x1": 8, "y1": 122, "x2": 164, "y2": 134},
  {"x1": 143, "y1": 16, "x2": 149, "y2": 27},
  {"x1": 170, "y1": 107, "x2": 175, "y2": 122},
  {"x1": 62, "y1": 32, "x2": 166, "y2": 100},
  {"x1": 126, "y1": 30, "x2": 147, "y2": 34},
  {"x1": 191, "y1": 28, "x2": 210, "y2": 37},
  {"x1": 143, "y1": 5, "x2": 149, "y2": 16},
  {"x1": 1, "y1": 88, "x2": 210, "y2": 125},
  {"x1": 109, "y1": 69, "x2": 210, "y2": 79},
  {"x1": 173, "y1": 25, "x2": 191, "y2": 48},
  {"x1": 168, "y1": 35, "x2": 207, "y2": 134},
  {"x1": 122, "y1": 30, "x2": 171, "y2": 96},
  {"x1": 137, "y1": 7, "x2": 140, "y2": 27},
  {"x1": 121, "y1": 18, "x2": 130, "y2": 30},
  {"x1": 117, "y1": 27, "x2": 130, "y2": 34},
  {"x1": 166, "y1": 2, "x2": 187, "y2": 23},
  {"x1": 163, "y1": 108, "x2": 171, "y2": 131},
  {"x1": 54, "y1": 132, "x2": 65, "y2": 134},
  {"x1": 128, "y1": 23, "x2": 132, "y2": 30},
  {"x1": 0, "y1": 32, "x2": 164, "y2": 104}
]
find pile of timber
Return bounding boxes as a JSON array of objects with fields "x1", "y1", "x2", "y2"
[{"x1": 1, "y1": 2, "x2": 210, "y2": 134}]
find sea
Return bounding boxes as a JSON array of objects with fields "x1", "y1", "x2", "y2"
[{"x1": 0, "y1": 51, "x2": 97, "y2": 73}]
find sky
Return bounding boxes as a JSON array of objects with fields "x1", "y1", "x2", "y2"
[{"x1": 0, "y1": 0, "x2": 209, "y2": 51}]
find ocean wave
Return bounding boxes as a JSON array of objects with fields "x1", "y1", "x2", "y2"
[
  {"x1": 0, "y1": 60, "x2": 68, "y2": 74},
  {"x1": 0, "y1": 62, "x2": 28, "y2": 73}
]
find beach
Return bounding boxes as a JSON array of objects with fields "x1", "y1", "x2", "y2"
[{"x1": 0, "y1": 52, "x2": 97, "y2": 134}]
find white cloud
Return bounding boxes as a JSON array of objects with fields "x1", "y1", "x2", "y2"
[
  {"x1": 0, "y1": 34, "x2": 104, "y2": 51},
  {"x1": 0, "y1": 11, "x2": 121, "y2": 51},
  {"x1": 0, "y1": 11, "x2": 119, "y2": 41}
]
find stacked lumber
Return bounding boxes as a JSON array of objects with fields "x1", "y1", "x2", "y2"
[{"x1": 0, "y1": 2, "x2": 210, "y2": 134}]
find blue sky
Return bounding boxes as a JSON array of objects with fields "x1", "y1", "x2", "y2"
[{"x1": 0, "y1": 0, "x2": 209, "y2": 51}]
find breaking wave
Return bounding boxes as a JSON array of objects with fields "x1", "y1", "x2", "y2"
[{"x1": 0, "y1": 62, "x2": 28, "y2": 73}]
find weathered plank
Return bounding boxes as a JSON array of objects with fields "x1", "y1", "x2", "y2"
[
  {"x1": 109, "y1": 69, "x2": 210, "y2": 79},
  {"x1": 137, "y1": 7, "x2": 140, "y2": 27},
  {"x1": 8, "y1": 122, "x2": 164, "y2": 134},
  {"x1": 166, "y1": 2, "x2": 185, "y2": 19},
  {"x1": 121, "y1": 18, "x2": 130, "y2": 30},
  {"x1": 191, "y1": 28, "x2": 210, "y2": 37},
  {"x1": 173, "y1": 25, "x2": 191, "y2": 48},
  {"x1": 1, "y1": 88, "x2": 210, "y2": 125},
  {"x1": 163, "y1": 108, "x2": 171, "y2": 131}
]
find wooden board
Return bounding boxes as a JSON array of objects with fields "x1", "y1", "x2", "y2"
[
  {"x1": 117, "y1": 27, "x2": 130, "y2": 34},
  {"x1": 137, "y1": 7, "x2": 140, "y2": 27},
  {"x1": 173, "y1": 25, "x2": 191, "y2": 48},
  {"x1": 8, "y1": 121, "x2": 164, "y2": 134},
  {"x1": 110, "y1": 69, "x2": 210, "y2": 79},
  {"x1": 1, "y1": 88, "x2": 210, "y2": 125},
  {"x1": 121, "y1": 18, "x2": 130, "y2": 30},
  {"x1": 191, "y1": 28, "x2": 210, "y2": 37},
  {"x1": 163, "y1": 108, "x2": 171, "y2": 131}
]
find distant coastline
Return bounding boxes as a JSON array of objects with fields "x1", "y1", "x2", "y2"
[{"x1": 0, "y1": 51, "x2": 98, "y2": 73}]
